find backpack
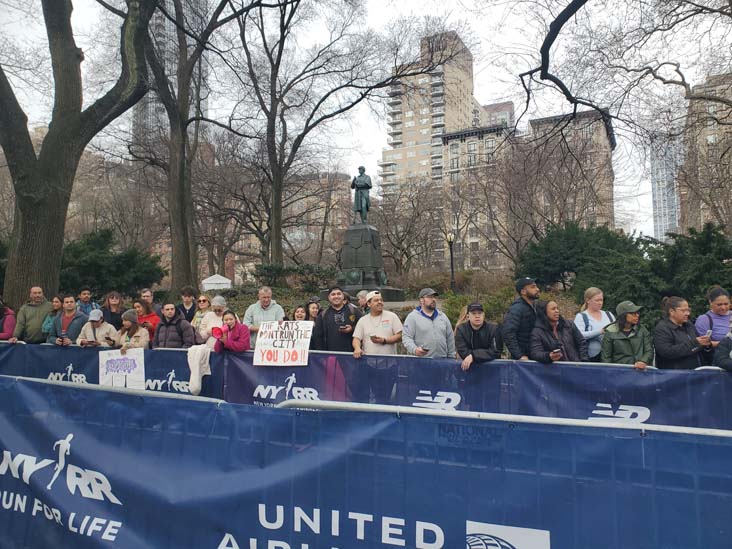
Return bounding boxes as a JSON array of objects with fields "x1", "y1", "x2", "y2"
[{"x1": 580, "y1": 311, "x2": 615, "y2": 334}]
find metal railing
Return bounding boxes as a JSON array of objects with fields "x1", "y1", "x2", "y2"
[{"x1": 276, "y1": 399, "x2": 732, "y2": 439}]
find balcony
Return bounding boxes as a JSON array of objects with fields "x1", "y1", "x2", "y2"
[
  {"x1": 431, "y1": 127, "x2": 445, "y2": 137},
  {"x1": 377, "y1": 167, "x2": 396, "y2": 177},
  {"x1": 431, "y1": 117, "x2": 445, "y2": 127},
  {"x1": 387, "y1": 136, "x2": 403, "y2": 146},
  {"x1": 387, "y1": 96, "x2": 402, "y2": 106},
  {"x1": 431, "y1": 87, "x2": 444, "y2": 96},
  {"x1": 378, "y1": 158, "x2": 397, "y2": 167},
  {"x1": 431, "y1": 76, "x2": 442, "y2": 86},
  {"x1": 387, "y1": 127, "x2": 402, "y2": 137},
  {"x1": 431, "y1": 147, "x2": 442, "y2": 157}
]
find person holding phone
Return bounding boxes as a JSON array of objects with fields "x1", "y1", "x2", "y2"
[
  {"x1": 77, "y1": 309, "x2": 117, "y2": 347},
  {"x1": 529, "y1": 300, "x2": 588, "y2": 363},
  {"x1": 312, "y1": 286, "x2": 363, "y2": 352},
  {"x1": 654, "y1": 296, "x2": 712, "y2": 369}
]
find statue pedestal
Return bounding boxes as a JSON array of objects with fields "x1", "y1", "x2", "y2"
[{"x1": 333, "y1": 223, "x2": 404, "y2": 302}]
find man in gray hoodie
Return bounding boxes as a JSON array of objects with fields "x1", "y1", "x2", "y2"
[
  {"x1": 402, "y1": 288, "x2": 455, "y2": 359},
  {"x1": 10, "y1": 286, "x2": 53, "y2": 344},
  {"x1": 243, "y1": 286, "x2": 285, "y2": 346}
]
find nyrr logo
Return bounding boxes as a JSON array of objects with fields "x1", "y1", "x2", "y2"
[
  {"x1": 0, "y1": 433, "x2": 122, "y2": 505},
  {"x1": 253, "y1": 373, "x2": 319, "y2": 402},
  {"x1": 145, "y1": 369, "x2": 189, "y2": 393},
  {"x1": 588, "y1": 403, "x2": 651, "y2": 423},
  {"x1": 412, "y1": 390, "x2": 461, "y2": 410},
  {"x1": 466, "y1": 520, "x2": 550, "y2": 548},
  {"x1": 47, "y1": 363, "x2": 87, "y2": 384}
]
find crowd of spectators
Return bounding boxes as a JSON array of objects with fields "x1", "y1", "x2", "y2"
[{"x1": 2, "y1": 280, "x2": 732, "y2": 373}]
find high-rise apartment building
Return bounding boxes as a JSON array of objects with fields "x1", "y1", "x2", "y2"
[
  {"x1": 379, "y1": 32, "x2": 616, "y2": 272},
  {"x1": 378, "y1": 32, "x2": 479, "y2": 193},
  {"x1": 132, "y1": 0, "x2": 209, "y2": 145},
  {"x1": 677, "y1": 73, "x2": 732, "y2": 233},
  {"x1": 649, "y1": 132, "x2": 683, "y2": 241}
]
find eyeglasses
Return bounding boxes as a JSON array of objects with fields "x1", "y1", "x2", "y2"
[{"x1": 198, "y1": 299, "x2": 209, "y2": 303}]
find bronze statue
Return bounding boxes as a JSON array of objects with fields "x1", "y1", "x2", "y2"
[{"x1": 351, "y1": 166, "x2": 372, "y2": 224}]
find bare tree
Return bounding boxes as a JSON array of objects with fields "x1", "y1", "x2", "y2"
[
  {"x1": 0, "y1": 0, "x2": 156, "y2": 307},
  {"x1": 229, "y1": 1, "x2": 464, "y2": 266},
  {"x1": 372, "y1": 180, "x2": 438, "y2": 276}
]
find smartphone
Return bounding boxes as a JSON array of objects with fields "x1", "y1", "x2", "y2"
[
  {"x1": 552, "y1": 348, "x2": 561, "y2": 354},
  {"x1": 422, "y1": 347, "x2": 430, "y2": 352},
  {"x1": 705, "y1": 330, "x2": 713, "y2": 337}
]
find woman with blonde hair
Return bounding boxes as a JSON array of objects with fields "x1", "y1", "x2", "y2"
[{"x1": 573, "y1": 287, "x2": 615, "y2": 362}]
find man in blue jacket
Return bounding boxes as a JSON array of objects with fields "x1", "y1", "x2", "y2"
[
  {"x1": 502, "y1": 277, "x2": 540, "y2": 360},
  {"x1": 47, "y1": 294, "x2": 88, "y2": 346}
]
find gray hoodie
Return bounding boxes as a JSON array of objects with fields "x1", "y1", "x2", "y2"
[
  {"x1": 243, "y1": 299, "x2": 285, "y2": 346},
  {"x1": 402, "y1": 307, "x2": 455, "y2": 358}
]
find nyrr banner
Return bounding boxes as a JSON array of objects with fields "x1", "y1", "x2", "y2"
[
  {"x1": 0, "y1": 343, "x2": 224, "y2": 398},
  {"x1": 0, "y1": 376, "x2": 731, "y2": 548},
  {"x1": 223, "y1": 352, "x2": 732, "y2": 430}
]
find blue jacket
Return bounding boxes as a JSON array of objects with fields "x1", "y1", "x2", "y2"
[{"x1": 46, "y1": 310, "x2": 89, "y2": 344}]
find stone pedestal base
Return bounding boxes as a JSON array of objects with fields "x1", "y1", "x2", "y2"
[{"x1": 330, "y1": 223, "x2": 405, "y2": 302}]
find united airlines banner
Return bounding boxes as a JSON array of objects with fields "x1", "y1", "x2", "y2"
[
  {"x1": 0, "y1": 375, "x2": 730, "y2": 548},
  {"x1": 0, "y1": 343, "x2": 224, "y2": 398},
  {"x1": 223, "y1": 352, "x2": 732, "y2": 430}
]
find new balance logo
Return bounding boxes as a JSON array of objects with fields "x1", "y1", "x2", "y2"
[
  {"x1": 412, "y1": 390, "x2": 461, "y2": 410},
  {"x1": 588, "y1": 403, "x2": 650, "y2": 423}
]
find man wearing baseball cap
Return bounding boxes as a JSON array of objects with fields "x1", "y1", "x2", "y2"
[
  {"x1": 353, "y1": 291, "x2": 403, "y2": 357},
  {"x1": 502, "y1": 277, "x2": 540, "y2": 360},
  {"x1": 455, "y1": 302, "x2": 503, "y2": 370},
  {"x1": 77, "y1": 308, "x2": 118, "y2": 347},
  {"x1": 352, "y1": 291, "x2": 403, "y2": 403},
  {"x1": 402, "y1": 288, "x2": 455, "y2": 359}
]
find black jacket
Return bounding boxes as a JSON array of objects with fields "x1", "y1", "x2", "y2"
[
  {"x1": 713, "y1": 337, "x2": 732, "y2": 371},
  {"x1": 653, "y1": 318, "x2": 709, "y2": 370},
  {"x1": 455, "y1": 321, "x2": 503, "y2": 363},
  {"x1": 529, "y1": 318, "x2": 588, "y2": 363},
  {"x1": 153, "y1": 311, "x2": 196, "y2": 349},
  {"x1": 312, "y1": 303, "x2": 363, "y2": 352},
  {"x1": 502, "y1": 297, "x2": 537, "y2": 358}
]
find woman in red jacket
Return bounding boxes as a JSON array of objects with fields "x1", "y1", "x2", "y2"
[
  {"x1": 133, "y1": 300, "x2": 160, "y2": 341},
  {"x1": 214, "y1": 310, "x2": 251, "y2": 353}
]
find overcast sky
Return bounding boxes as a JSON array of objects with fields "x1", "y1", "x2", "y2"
[{"x1": 2, "y1": 0, "x2": 654, "y2": 235}]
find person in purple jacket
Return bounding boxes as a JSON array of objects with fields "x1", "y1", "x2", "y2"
[
  {"x1": 214, "y1": 310, "x2": 251, "y2": 353},
  {"x1": 694, "y1": 286, "x2": 732, "y2": 356}
]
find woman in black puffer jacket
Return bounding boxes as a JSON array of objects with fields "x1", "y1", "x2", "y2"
[{"x1": 530, "y1": 300, "x2": 589, "y2": 363}]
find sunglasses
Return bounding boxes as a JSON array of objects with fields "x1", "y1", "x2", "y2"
[{"x1": 198, "y1": 299, "x2": 209, "y2": 303}]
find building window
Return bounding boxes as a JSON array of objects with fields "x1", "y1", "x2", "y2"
[
  {"x1": 450, "y1": 157, "x2": 459, "y2": 169},
  {"x1": 405, "y1": 110, "x2": 413, "y2": 118},
  {"x1": 450, "y1": 143, "x2": 459, "y2": 156},
  {"x1": 467, "y1": 154, "x2": 477, "y2": 167},
  {"x1": 485, "y1": 138, "x2": 496, "y2": 152},
  {"x1": 467, "y1": 142, "x2": 477, "y2": 153},
  {"x1": 450, "y1": 172, "x2": 459, "y2": 183}
]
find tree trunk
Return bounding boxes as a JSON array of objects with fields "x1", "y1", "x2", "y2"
[
  {"x1": 4, "y1": 169, "x2": 75, "y2": 308},
  {"x1": 270, "y1": 177, "x2": 284, "y2": 266},
  {"x1": 167, "y1": 125, "x2": 197, "y2": 294}
]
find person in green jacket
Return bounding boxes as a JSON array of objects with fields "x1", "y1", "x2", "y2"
[
  {"x1": 10, "y1": 286, "x2": 53, "y2": 344},
  {"x1": 601, "y1": 301, "x2": 653, "y2": 369}
]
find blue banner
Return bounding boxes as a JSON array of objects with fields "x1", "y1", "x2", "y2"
[
  {"x1": 4, "y1": 343, "x2": 732, "y2": 430},
  {"x1": 0, "y1": 343, "x2": 224, "y2": 398},
  {"x1": 0, "y1": 375, "x2": 730, "y2": 548},
  {"x1": 223, "y1": 352, "x2": 732, "y2": 430}
]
